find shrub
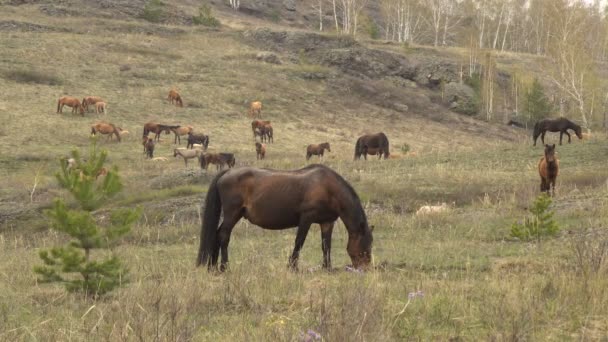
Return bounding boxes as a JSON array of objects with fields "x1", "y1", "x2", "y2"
[
  {"x1": 400, "y1": 143, "x2": 411, "y2": 154},
  {"x1": 524, "y1": 78, "x2": 553, "y2": 124},
  {"x1": 141, "y1": 0, "x2": 164, "y2": 23},
  {"x1": 4, "y1": 69, "x2": 62, "y2": 85},
  {"x1": 34, "y1": 142, "x2": 140, "y2": 297},
  {"x1": 510, "y1": 194, "x2": 559, "y2": 243},
  {"x1": 192, "y1": 4, "x2": 220, "y2": 27}
]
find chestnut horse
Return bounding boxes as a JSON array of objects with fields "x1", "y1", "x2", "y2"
[
  {"x1": 143, "y1": 122, "x2": 174, "y2": 142},
  {"x1": 170, "y1": 125, "x2": 194, "y2": 144},
  {"x1": 248, "y1": 101, "x2": 262, "y2": 118},
  {"x1": 306, "y1": 143, "x2": 331, "y2": 160},
  {"x1": 82, "y1": 96, "x2": 104, "y2": 112},
  {"x1": 538, "y1": 144, "x2": 559, "y2": 196},
  {"x1": 57, "y1": 96, "x2": 84, "y2": 116},
  {"x1": 533, "y1": 118, "x2": 582, "y2": 146},
  {"x1": 251, "y1": 120, "x2": 271, "y2": 138},
  {"x1": 91, "y1": 122, "x2": 121, "y2": 142},
  {"x1": 256, "y1": 142, "x2": 266, "y2": 160},
  {"x1": 197, "y1": 164, "x2": 374, "y2": 271},
  {"x1": 168, "y1": 89, "x2": 183, "y2": 107},
  {"x1": 95, "y1": 102, "x2": 107, "y2": 115},
  {"x1": 199, "y1": 153, "x2": 235, "y2": 171},
  {"x1": 354, "y1": 133, "x2": 390, "y2": 160}
]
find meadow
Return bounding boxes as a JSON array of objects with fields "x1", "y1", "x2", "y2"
[{"x1": 1, "y1": 5, "x2": 608, "y2": 341}]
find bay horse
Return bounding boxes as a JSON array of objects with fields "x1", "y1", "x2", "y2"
[
  {"x1": 256, "y1": 142, "x2": 266, "y2": 160},
  {"x1": 82, "y1": 96, "x2": 104, "y2": 112},
  {"x1": 144, "y1": 137, "x2": 155, "y2": 158},
  {"x1": 196, "y1": 164, "x2": 374, "y2": 272},
  {"x1": 167, "y1": 89, "x2": 183, "y2": 107},
  {"x1": 91, "y1": 122, "x2": 121, "y2": 142},
  {"x1": 306, "y1": 143, "x2": 331, "y2": 160},
  {"x1": 187, "y1": 132, "x2": 209, "y2": 150},
  {"x1": 538, "y1": 144, "x2": 559, "y2": 196},
  {"x1": 354, "y1": 133, "x2": 390, "y2": 160},
  {"x1": 143, "y1": 122, "x2": 173, "y2": 142},
  {"x1": 533, "y1": 118, "x2": 582, "y2": 146},
  {"x1": 248, "y1": 101, "x2": 262, "y2": 118},
  {"x1": 199, "y1": 153, "x2": 234, "y2": 171},
  {"x1": 57, "y1": 96, "x2": 84, "y2": 116},
  {"x1": 170, "y1": 125, "x2": 194, "y2": 144},
  {"x1": 251, "y1": 120, "x2": 271, "y2": 138}
]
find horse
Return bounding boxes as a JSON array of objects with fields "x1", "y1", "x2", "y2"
[
  {"x1": 538, "y1": 144, "x2": 559, "y2": 196},
  {"x1": 95, "y1": 102, "x2": 107, "y2": 115},
  {"x1": 144, "y1": 137, "x2": 155, "y2": 158},
  {"x1": 248, "y1": 101, "x2": 263, "y2": 118},
  {"x1": 168, "y1": 89, "x2": 183, "y2": 107},
  {"x1": 143, "y1": 122, "x2": 173, "y2": 142},
  {"x1": 533, "y1": 118, "x2": 582, "y2": 146},
  {"x1": 91, "y1": 122, "x2": 121, "y2": 142},
  {"x1": 174, "y1": 148, "x2": 202, "y2": 167},
  {"x1": 306, "y1": 143, "x2": 331, "y2": 160},
  {"x1": 82, "y1": 96, "x2": 104, "y2": 112},
  {"x1": 251, "y1": 120, "x2": 271, "y2": 138},
  {"x1": 507, "y1": 119, "x2": 525, "y2": 129},
  {"x1": 187, "y1": 132, "x2": 209, "y2": 150},
  {"x1": 170, "y1": 125, "x2": 194, "y2": 144},
  {"x1": 196, "y1": 164, "x2": 374, "y2": 272},
  {"x1": 256, "y1": 142, "x2": 266, "y2": 160},
  {"x1": 57, "y1": 96, "x2": 84, "y2": 116},
  {"x1": 199, "y1": 153, "x2": 233, "y2": 171},
  {"x1": 354, "y1": 133, "x2": 390, "y2": 160}
]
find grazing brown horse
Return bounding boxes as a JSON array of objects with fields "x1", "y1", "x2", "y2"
[
  {"x1": 57, "y1": 96, "x2": 84, "y2": 116},
  {"x1": 256, "y1": 142, "x2": 266, "y2": 160},
  {"x1": 95, "y1": 102, "x2": 107, "y2": 115},
  {"x1": 538, "y1": 144, "x2": 559, "y2": 196},
  {"x1": 143, "y1": 122, "x2": 173, "y2": 142},
  {"x1": 248, "y1": 101, "x2": 263, "y2": 118},
  {"x1": 533, "y1": 118, "x2": 582, "y2": 146},
  {"x1": 197, "y1": 164, "x2": 374, "y2": 272},
  {"x1": 170, "y1": 125, "x2": 194, "y2": 144},
  {"x1": 187, "y1": 132, "x2": 209, "y2": 150},
  {"x1": 306, "y1": 143, "x2": 331, "y2": 160},
  {"x1": 199, "y1": 153, "x2": 231, "y2": 171},
  {"x1": 354, "y1": 133, "x2": 390, "y2": 160},
  {"x1": 91, "y1": 122, "x2": 121, "y2": 142},
  {"x1": 144, "y1": 137, "x2": 155, "y2": 158},
  {"x1": 167, "y1": 89, "x2": 183, "y2": 107},
  {"x1": 251, "y1": 120, "x2": 271, "y2": 138},
  {"x1": 82, "y1": 96, "x2": 104, "y2": 112}
]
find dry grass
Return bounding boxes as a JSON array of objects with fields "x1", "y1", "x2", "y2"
[{"x1": 1, "y1": 5, "x2": 608, "y2": 341}]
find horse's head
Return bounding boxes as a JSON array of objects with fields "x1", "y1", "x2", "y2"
[
  {"x1": 544, "y1": 144, "x2": 556, "y2": 163},
  {"x1": 323, "y1": 143, "x2": 331, "y2": 152},
  {"x1": 574, "y1": 125, "x2": 583, "y2": 140},
  {"x1": 173, "y1": 149, "x2": 179, "y2": 157},
  {"x1": 347, "y1": 225, "x2": 373, "y2": 270}
]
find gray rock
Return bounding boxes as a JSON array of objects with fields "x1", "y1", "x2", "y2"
[
  {"x1": 256, "y1": 51, "x2": 282, "y2": 64},
  {"x1": 443, "y1": 82, "x2": 477, "y2": 115},
  {"x1": 283, "y1": 0, "x2": 296, "y2": 11}
]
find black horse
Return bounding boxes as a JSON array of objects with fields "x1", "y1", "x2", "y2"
[
  {"x1": 533, "y1": 118, "x2": 582, "y2": 146},
  {"x1": 197, "y1": 164, "x2": 374, "y2": 272},
  {"x1": 354, "y1": 133, "x2": 390, "y2": 160},
  {"x1": 187, "y1": 132, "x2": 209, "y2": 150}
]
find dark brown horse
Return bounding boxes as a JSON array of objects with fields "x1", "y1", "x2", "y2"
[
  {"x1": 199, "y1": 153, "x2": 235, "y2": 171},
  {"x1": 538, "y1": 144, "x2": 559, "y2": 196},
  {"x1": 533, "y1": 118, "x2": 582, "y2": 146},
  {"x1": 354, "y1": 133, "x2": 390, "y2": 160},
  {"x1": 197, "y1": 164, "x2": 374, "y2": 272},
  {"x1": 144, "y1": 137, "x2": 155, "y2": 158},
  {"x1": 306, "y1": 143, "x2": 331, "y2": 160},
  {"x1": 187, "y1": 132, "x2": 209, "y2": 150},
  {"x1": 143, "y1": 122, "x2": 174, "y2": 142}
]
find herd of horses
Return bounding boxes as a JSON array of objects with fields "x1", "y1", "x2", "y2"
[{"x1": 55, "y1": 89, "x2": 584, "y2": 272}]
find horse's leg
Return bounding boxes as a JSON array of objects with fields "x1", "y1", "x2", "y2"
[
  {"x1": 541, "y1": 132, "x2": 546, "y2": 144},
  {"x1": 565, "y1": 131, "x2": 571, "y2": 143},
  {"x1": 217, "y1": 211, "x2": 241, "y2": 272},
  {"x1": 320, "y1": 222, "x2": 334, "y2": 270},
  {"x1": 559, "y1": 131, "x2": 564, "y2": 145},
  {"x1": 289, "y1": 220, "x2": 312, "y2": 270}
]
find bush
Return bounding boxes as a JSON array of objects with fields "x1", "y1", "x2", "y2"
[
  {"x1": 510, "y1": 194, "x2": 559, "y2": 243},
  {"x1": 141, "y1": 0, "x2": 164, "y2": 23},
  {"x1": 524, "y1": 78, "x2": 553, "y2": 124},
  {"x1": 400, "y1": 143, "x2": 411, "y2": 154},
  {"x1": 34, "y1": 142, "x2": 140, "y2": 297},
  {"x1": 192, "y1": 4, "x2": 220, "y2": 27},
  {"x1": 4, "y1": 69, "x2": 62, "y2": 85}
]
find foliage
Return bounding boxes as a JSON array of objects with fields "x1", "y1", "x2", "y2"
[
  {"x1": 192, "y1": 4, "x2": 221, "y2": 27},
  {"x1": 400, "y1": 143, "x2": 410, "y2": 154},
  {"x1": 269, "y1": 9, "x2": 281, "y2": 23},
  {"x1": 523, "y1": 78, "x2": 553, "y2": 124},
  {"x1": 141, "y1": 0, "x2": 165, "y2": 23},
  {"x1": 4, "y1": 69, "x2": 63, "y2": 86},
  {"x1": 34, "y1": 142, "x2": 140, "y2": 297},
  {"x1": 458, "y1": 72, "x2": 481, "y2": 116},
  {"x1": 511, "y1": 194, "x2": 559, "y2": 242}
]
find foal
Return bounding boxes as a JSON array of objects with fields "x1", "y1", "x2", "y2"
[
  {"x1": 538, "y1": 144, "x2": 559, "y2": 196},
  {"x1": 256, "y1": 142, "x2": 266, "y2": 160},
  {"x1": 306, "y1": 142, "x2": 331, "y2": 160}
]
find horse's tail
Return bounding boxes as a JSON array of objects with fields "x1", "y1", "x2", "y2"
[
  {"x1": 197, "y1": 169, "x2": 229, "y2": 267},
  {"x1": 354, "y1": 137, "x2": 362, "y2": 160},
  {"x1": 382, "y1": 133, "x2": 390, "y2": 158},
  {"x1": 203, "y1": 135, "x2": 209, "y2": 150},
  {"x1": 57, "y1": 99, "x2": 61, "y2": 113}
]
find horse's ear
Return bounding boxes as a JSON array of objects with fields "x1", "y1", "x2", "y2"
[
  {"x1": 370, "y1": 225, "x2": 375, "y2": 232},
  {"x1": 552, "y1": 144, "x2": 556, "y2": 149}
]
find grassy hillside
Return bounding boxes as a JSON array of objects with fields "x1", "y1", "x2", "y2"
[{"x1": 1, "y1": 3, "x2": 608, "y2": 341}]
